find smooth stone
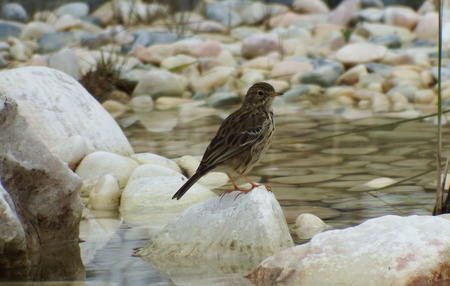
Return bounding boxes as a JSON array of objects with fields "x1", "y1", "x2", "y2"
[
  {"x1": 102, "y1": 100, "x2": 128, "y2": 118},
  {"x1": 48, "y1": 48, "x2": 81, "y2": 79},
  {"x1": 327, "y1": 0, "x2": 360, "y2": 26},
  {"x1": 192, "y1": 66, "x2": 235, "y2": 93},
  {"x1": 120, "y1": 175, "x2": 216, "y2": 225},
  {"x1": 128, "y1": 164, "x2": 181, "y2": 183},
  {"x1": 270, "y1": 60, "x2": 313, "y2": 79},
  {"x1": 361, "y1": 0, "x2": 383, "y2": 8},
  {"x1": 175, "y1": 155, "x2": 228, "y2": 189},
  {"x1": 294, "y1": 213, "x2": 329, "y2": 240},
  {"x1": 283, "y1": 206, "x2": 341, "y2": 222},
  {"x1": 131, "y1": 153, "x2": 181, "y2": 173},
  {"x1": 133, "y1": 44, "x2": 175, "y2": 65},
  {"x1": 0, "y1": 67, "x2": 134, "y2": 161},
  {"x1": 384, "y1": 6, "x2": 419, "y2": 30},
  {"x1": 76, "y1": 151, "x2": 138, "y2": 189},
  {"x1": 270, "y1": 174, "x2": 340, "y2": 185},
  {"x1": 355, "y1": 8, "x2": 384, "y2": 22},
  {"x1": 293, "y1": 61, "x2": 344, "y2": 87},
  {"x1": 137, "y1": 187, "x2": 293, "y2": 263},
  {"x1": 293, "y1": 0, "x2": 329, "y2": 14},
  {"x1": 365, "y1": 177, "x2": 396, "y2": 188},
  {"x1": 160, "y1": 54, "x2": 196, "y2": 71},
  {"x1": 248, "y1": 215, "x2": 450, "y2": 286},
  {"x1": 281, "y1": 84, "x2": 322, "y2": 102},
  {"x1": 335, "y1": 43, "x2": 387, "y2": 65},
  {"x1": 1, "y1": 3, "x2": 28, "y2": 22},
  {"x1": 188, "y1": 19, "x2": 226, "y2": 33},
  {"x1": 187, "y1": 40, "x2": 222, "y2": 58},
  {"x1": 205, "y1": 2, "x2": 242, "y2": 27},
  {"x1": 55, "y1": 2, "x2": 89, "y2": 18},
  {"x1": 241, "y1": 34, "x2": 281, "y2": 59},
  {"x1": 0, "y1": 97, "x2": 82, "y2": 268},
  {"x1": 0, "y1": 21, "x2": 21, "y2": 41},
  {"x1": 414, "y1": 89, "x2": 435, "y2": 104},
  {"x1": 356, "y1": 23, "x2": 415, "y2": 42},
  {"x1": 37, "y1": 32, "x2": 76, "y2": 53},
  {"x1": 132, "y1": 30, "x2": 178, "y2": 48},
  {"x1": 129, "y1": 95, "x2": 154, "y2": 112},
  {"x1": 133, "y1": 70, "x2": 187, "y2": 98},
  {"x1": 49, "y1": 135, "x2": 88, "y2": 170},
  {"x1": 20, "y1": 21, "x2": 56, "y2": 40},
  {"x1": 336, "y1": 64, "x2": 368, "y2": 85},
  {"x1": 241, "y1": 2, "x2": 268, "y2": 25},
  {"x1": 207, "y1": 91, "x2": 241, "y2": 107},
  {"x1": 369, "y1": 34, "x2": 402, "y2": 48},
  {"x1": 8, "y1": 37, "x2": 29, "y2": 61},
  {"x1": 371, "y1": 93, "x2": 391, "y2": 113},
  {"x1": 135, "y1": 110, "x2": 178, "y2": 133},
  {"x1": 89, "y1": 174, "x2": 120, "y2": 211},
  {"x1": 155, "y1": 97, "x2": 192, "y2": 111},
  {"x1": 415, "y1": 12, "x2": 438, "y2": 40}
]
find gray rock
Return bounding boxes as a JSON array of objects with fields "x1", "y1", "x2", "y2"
[
  {"x1": 133, "y1": 29, "x2": 179, "y2": 47},
  {"x1": 369, "y1": 34, "x2": 402, "y2": 48},
  {"x1": 361, "y1": 0, "x2": 384, "y2": 8},
  {"x1": 365, "y1": 62, "x2": 393, "y2": 74},
  {"x1": 37, "y1": 32, "x2": 76, "y2": 54},
  {"x1": 1, "y1": 3, "x2": 28, "y2": 22},
  {"x1": 355, "y1": 8, "x2": 384, "y2": 22},
  {"x1": 207, "y1": 91, "x2": 241, "y2": 107},
  {"x1": 55, "y1": 2, "x2": 89, "y2": 18},
  {"x1": 241, "y1": 2, "x2": 268, "y2": 25},
  {"x1": 205, "y1": 2, "x2": 242, "y2": 28},
  {"x1": 0, "y1": 52, "x2": 9, "y2": 68},
  {"x1": 295, "y1": 60, "x2": 344, "y2": 87},
  {"x1": 0, "y1": 21, "x2": 21, "y2": 41},
  {"x1": 0, "y1": 97, "x2": 82, "y2": 269},
  {"x1": 48, "y1": 49, "x2": 81, "y2": 79},
  {"x1": 283, "y1": 84, "x2": 322, "y2": 102}
]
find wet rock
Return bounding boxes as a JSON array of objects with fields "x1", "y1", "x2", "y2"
[
  {"x1": 414, "y1": 12, "x2": 438, "y2": 40},
  {"x1": 120, "y1": 173, "x2": 216, "y2": 225},
  {"x1": 0, "y1": 21, "x2": 21, "y2": 41},
  {"x1": 89, "y1": 174, "x2": 120, "y2": 210},
  {"x1": 293, "y1": 0, "x2": 329, "y2": 14},
  {"x1": 248, "y1": 215, "x2": 450, "y2": 286},
  {"x1": 133, "y1": 70, "x2": 188, "y2": 98},
  {"x1": 76, "y1": 151, "x2": 138, "y2": 189},
  {"x1": 37, "y1": 32, "x2": 77, "y2": 54},
  {"x1": 205, "y1": 2, "x2": 242, "y2": 28},
  {"x1": 1, "y1": 3, "x2": 28, "y2": 22},
  {"x1": 138, "y1": 187, "x2": 293, "y2": 263},
  {"x1": 0, "y1": 67, "x2": 133, "y2": 161},
  {"x1": 335, "y1": 43, "x2": 387, "y2": 65},
  {"x1": 131, "y1": 153, "x2": 181, "y2": 173},
  {"x1": 327, "y1": 0, "x2": 360, "y2": 26},
  {"x1": 55, "y1": 2, "x2": 89, "y2": 18},
  {"x1": 207, "y1": 91, "x2": 241, "y2": 107},
  {"x1": 384, "y1": 6, "x2": 419, "y2": 30},
  {"x1": 294, "y1": 213, "x2": 329, "y2": 240},
  {"x1": 0, "y1": 97, "x2": 82, "y2": 269},
  {"x1": 241, "y1": 33, "x2": 281, "y2": 59}
]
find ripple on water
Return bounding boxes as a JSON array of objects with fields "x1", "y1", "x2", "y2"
[{"x1": 321, "y1": 146, "x2": 378, "y2": 155}]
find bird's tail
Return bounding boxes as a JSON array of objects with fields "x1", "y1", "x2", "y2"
[{"x1": 172, "y1": 171, "x2": 205, "y2": 200}]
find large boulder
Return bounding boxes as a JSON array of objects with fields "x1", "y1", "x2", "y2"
[
  {"x1": 0, "y1": 97, "x2": 82, "y2": 273},
  {"x1": 0, "y1": 67, "x2": 134, "y2": 167},
  {"x1": 248, "y1": 215, "x2": 450, "y2": 286},
  {"x1": 137, "y1": 187, "x2": 293, "y2": 276}
]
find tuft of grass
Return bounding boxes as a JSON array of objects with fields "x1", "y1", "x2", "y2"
[{"x1": 78, "y1": 50, "x2": 134, "y2": 103}]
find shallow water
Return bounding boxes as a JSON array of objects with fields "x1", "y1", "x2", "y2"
[{"x1": 2, "y1": 104, "x2": 446, "y2": 285}]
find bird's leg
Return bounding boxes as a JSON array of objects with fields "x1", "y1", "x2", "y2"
[
  {"x1": 239, "y1": 173, "x2": 272, "y2": 192},
  {"x1": 219, "y1": 173, "x2": 240, "y2": 199}
]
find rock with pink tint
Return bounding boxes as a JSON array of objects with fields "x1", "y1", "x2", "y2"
[
  {"x1": 270, "y1": 12, "x2": 325, "y2": 27},
  {"x1": 188, "y1": 40, "x2": 222, "y2": 58},
  {"x1": 335, "y1": 42, "x2": 387, "y2": 65},
  {"x1": 242, "y1": 34, "x2": 281, "y2": 59},
  {"x1": 270, "y1": 60, "x2": 313, "y2": 79},
  {"x1": 384, "y1": 6, "x2": 419, "y2": 30},
  {"x1": 134, "y1": 44, "x2": 175, "y2": 65},
  {"x1": 248, "y1": 215, "x2": 450, "y2": 286},
  {"x1": 414, "y1": 12, "x2": 438, "y2": 40},
  {"x1": 293, "y1": 0, "x2": 329, "y2": 14},
  {"x1": 327, "y1": 0, "x2": 361, "y2": 27}
]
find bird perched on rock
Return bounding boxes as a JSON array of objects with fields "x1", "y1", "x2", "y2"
[{"x1": 172, "y1": 82, "x2": 282, "y2": 200}]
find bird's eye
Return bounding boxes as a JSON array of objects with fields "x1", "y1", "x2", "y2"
[{"x1": 257, "y1": 91, "x2": 264, "y2": 96}]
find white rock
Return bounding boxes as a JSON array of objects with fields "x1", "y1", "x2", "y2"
[
  {"x1": 175, "y1": 155, "x2": 228, "y2": 189},
  {"x1": 160, "y1": 54, "x2": 197, "y2": 71},
  {"x1": 138, "y1": 187, "x2": 293, "y2": 262},
  {"x1": 335, "y1": 43, "x2": 387, "y2": 65},
  {"x1": 128, "y1": 164, "x2": 181, "y2": 182},
  {"x1": 76, "y1": 151, "x2": 138, "y2": 189},
  {"x1": 102, "y1": 100, "x2": 128, "y2": 118},
  {"x1": 89, "y1": 174, "x2": 121, "y2": 210},
  {"x1": 241, "y1": 34, "x2": 281, "y2": 59},
  {"x1": 371, "y1": 92, "x2": 390, "y2": 113},
  {"x1": 192, "y1": 66, "x2": 235, "y2": 93},
  {"x1": 0, "y1": 67, "x2": 134, "y2": 163},
  {"x1": 365, "y1": 177, "x2": 396, "y2": 188},
  {"x1": 175, "y1": 155, "x2": 199, "y2": 177},
  {"x1": 48, "y1": 48, "x2": 81, "y2": 79},
  {"x1": 120, "y1": 175, "x2": 217, "y2": 225},
  {"x1": 49, "y1": 135, "x2": 88, "y2": 170},
  {"x1": 21, "y1": 21, "x2": 56, "y2": 40},
  {"x1": 249, "y1": 215, "x2": 450, "y2": 286},
  {"x1": 293, "y1": 0, "x2": 329, "y2": 14},
  {"x1": 133, "y1": 70, "x2": 188, "y2": 98},
  {"x1": 129, "y1": 95, "x2": 154, "y2": 112},
  {"x1": 131, "y1": 153, "x2": 181, "y2": 173},
  {"x1": 294, "y1": 213, "x2": 329, "y2": 240}
]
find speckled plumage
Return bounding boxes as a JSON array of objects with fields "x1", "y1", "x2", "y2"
[{"x1": 172, "y1": 82, "x2": 281, "y2": 200}]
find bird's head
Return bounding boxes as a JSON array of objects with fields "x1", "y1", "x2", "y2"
[{"x1": 242, "y1": 82, "x2": 283, "y2": 109}]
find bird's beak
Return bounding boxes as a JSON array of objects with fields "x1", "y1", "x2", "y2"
[{"x1": 269, "y1": 92, "x2": 283, "y2": 97}]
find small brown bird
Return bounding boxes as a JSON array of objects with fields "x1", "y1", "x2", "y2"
[{"x1": 172, "y1": 82, "x2": 282, "y2": 200}]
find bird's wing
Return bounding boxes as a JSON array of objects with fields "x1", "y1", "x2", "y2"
[{"x1": 198, "y1": 108, "x2": 270, "y2": 170}]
